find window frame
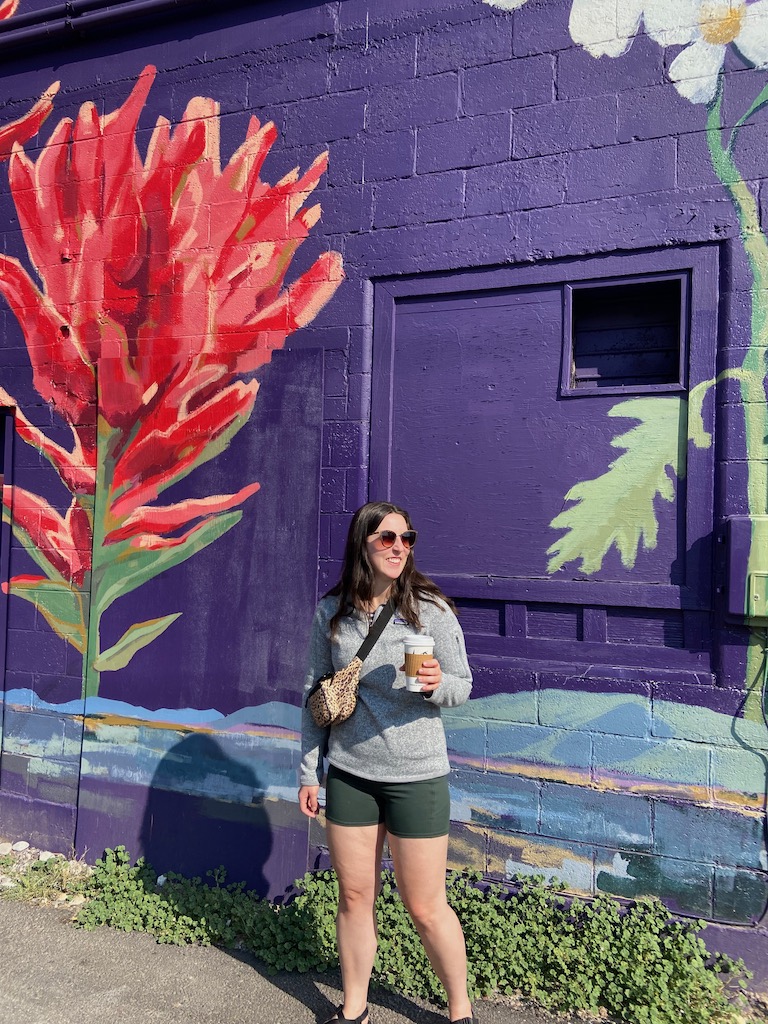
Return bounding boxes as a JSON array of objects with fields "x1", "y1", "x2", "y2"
[{"x1": 560, "y1": 270, "x2": 690, "y2": 398}]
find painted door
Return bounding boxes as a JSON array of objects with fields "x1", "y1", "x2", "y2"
[{"x1": 370, "y1": 248, "x2": 718, "y2": 682}]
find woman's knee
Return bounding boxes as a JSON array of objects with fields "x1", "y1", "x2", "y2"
[
  {"x1": 403, "y1": 895, "x2": 447, "y2": 931},
  {"x1": 337, "y1": 882, "x2": 377, "y2": 915}
]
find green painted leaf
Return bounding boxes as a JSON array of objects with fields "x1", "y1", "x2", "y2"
[
  {"x1": 687, "y1": 377, "x2": 715, "y2": 450},
  {"x1": 731, "y1": 82, "x2": 768, "y2": 144},
  {"x1": 93, "y1": 612, "x2": 182, "y2": 672},
  {"x1": 9, "y1": 577, "x2": 87, "y2": 652},
  {"x1": 547, "y1": 398, "x2": 687, "y2": 575},
  {"x1": 93, "y1": 510, "x2": 243, "y2": 616}
]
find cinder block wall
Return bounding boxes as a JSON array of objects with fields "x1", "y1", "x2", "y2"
[{"x1": 0, "y1": 0, "x2": 764, "y2": 975}]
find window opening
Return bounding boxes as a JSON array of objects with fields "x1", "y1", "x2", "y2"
[{"x1": 563, "y1": 274, "x2": 687, "y2": 395}]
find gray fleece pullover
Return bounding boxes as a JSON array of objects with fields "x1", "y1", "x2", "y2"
[{"x1": 299, "y1": 595, "x2": 473, "y2": 787}]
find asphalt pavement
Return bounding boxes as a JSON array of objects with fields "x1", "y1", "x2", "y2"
[{"x1": 0, "y1": 899, "x2": 581, "y2": 1024}]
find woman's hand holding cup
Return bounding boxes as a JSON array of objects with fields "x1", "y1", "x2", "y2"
[{"x1": 416, "y1": 657, "x2": 441, "y2": 694}]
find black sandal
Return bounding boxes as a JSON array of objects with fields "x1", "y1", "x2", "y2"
[
  {"x1": 322, "y1": 1006, "x2": 369, "y2": 1024},
  {"x1": 450, "y1": 1016, "x2": 476, "y2": 1024}
]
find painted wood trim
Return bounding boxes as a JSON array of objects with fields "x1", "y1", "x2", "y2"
[
  {"x1": 468, "y1": 633, "x2": 712, "y2": 671},
  {"x1": 430, "y1": 573, "x2": 706, "y2": 610}
]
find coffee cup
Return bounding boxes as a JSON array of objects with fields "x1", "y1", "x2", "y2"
[{"x1": 404, "y1": 635, "x2": 435, "y2": 692}]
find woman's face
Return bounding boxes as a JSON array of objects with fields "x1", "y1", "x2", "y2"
[{"x1": 365, "y1": 511, "x2": 411, "y2": 590}]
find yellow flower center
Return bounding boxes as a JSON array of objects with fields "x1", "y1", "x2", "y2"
[{"x1": 699, "y1": 1, "x2": 745, "y2": 44}]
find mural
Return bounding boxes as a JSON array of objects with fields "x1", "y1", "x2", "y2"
[
  {"x1": 465, "y1": 0, "x2": 768, "y2": 933},
  {"x1": 489, "y1": 0, "x2": 765, "y2": 868},
  {"x1": 0, "y1": 0, "x2": 58, "y2": 162},
  {"x1": 547, "y1": 397, "x2": 686, "y2": 576},
  {"x1": 512, "y1": 0, "x2": 768, "y2": 937},
  {"x1": 477, "y1": 0, "x2": 768, "y2": 722},
  {"x1": 0, "y1": 0, "x2": 766, "y2": 977},
  {"x1": 0, "y1": 65, "x2": 343, "y2": 699}
]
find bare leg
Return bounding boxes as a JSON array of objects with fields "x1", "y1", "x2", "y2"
[
  {"x1": 388, "y1": 833, "x2": 472, "y2": 1022},
  {"x1": 327, "y1": 821, "x2": 386, "y2": 1022}
]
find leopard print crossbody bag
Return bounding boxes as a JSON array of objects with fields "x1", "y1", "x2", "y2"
[{"x1": 306, "y1": 599, "x2": 395, "y2": 728}]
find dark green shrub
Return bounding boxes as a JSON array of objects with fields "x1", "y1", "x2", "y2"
[{"x1": 74, "y1": 848, "x2": 749, "y2": 1024}]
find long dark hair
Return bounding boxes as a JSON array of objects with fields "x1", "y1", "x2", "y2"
[{"x1": 326, "y1": 500, "x2": 455, "y2": 636}]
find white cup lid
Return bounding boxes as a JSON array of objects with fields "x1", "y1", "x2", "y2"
[{"x1": 404, "y1": 635, "x2": 434, "y2": 648}]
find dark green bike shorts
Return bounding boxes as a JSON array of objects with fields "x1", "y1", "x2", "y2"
[{"x1": 325, "y1": 764, "x2": 450, "y2": 838}]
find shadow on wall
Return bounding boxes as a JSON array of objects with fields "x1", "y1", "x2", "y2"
[{"x1": 140, "y1": 733, "x2": 273, "y2": 896}]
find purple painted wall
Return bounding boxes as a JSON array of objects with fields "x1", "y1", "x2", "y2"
[{"x1": 0, "y1": 0, "x2": 766, "y2": 984}]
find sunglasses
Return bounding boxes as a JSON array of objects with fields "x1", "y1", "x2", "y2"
[{"x1": 371, "y1": 530, "x2": 417, "y2": 549}]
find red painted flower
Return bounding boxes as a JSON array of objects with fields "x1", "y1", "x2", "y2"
[
  {"x1": 0, "y1": 81, "x2": 60, "y2": 160},
  {"x1": 0, "y1": 65, "x2": 343, "y2": 690}
]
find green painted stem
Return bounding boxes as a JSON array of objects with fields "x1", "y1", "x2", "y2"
[
  {"x1": 82, "y1": 415, "x2": 116, "y2": 700},
  {"x1": 708, "y1": 86, "x2": 768, "y2": 721},
  {"x1": 78, "y1": 582, "x2": 90, "y2": 700}
]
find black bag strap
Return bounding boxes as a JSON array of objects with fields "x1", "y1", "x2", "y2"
[{"x1": 355, "y1": 598, "x2": 395, "y2": 663}]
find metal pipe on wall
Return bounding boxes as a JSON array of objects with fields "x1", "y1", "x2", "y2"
[{"x1": 0, "y1": 0, "x2": 248, "y2": 55}]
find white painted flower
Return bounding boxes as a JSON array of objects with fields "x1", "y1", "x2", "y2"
[
  {"x1": 482, "y1": 0, "x2": 530, "y2": 10},
  {"x1": 668, "y1": 0, "x2": 768, "y2": 103},
  {"x1": 569, "y1": 0, "x2": 701, "y2": 58},
  {"x1": 485, "y1": 0, "x2": 768, "y2": 106}
]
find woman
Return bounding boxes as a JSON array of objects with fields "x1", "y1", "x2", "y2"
[{"x1": 298, "y1": 501, "x2": 475, "y2": 1024}]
